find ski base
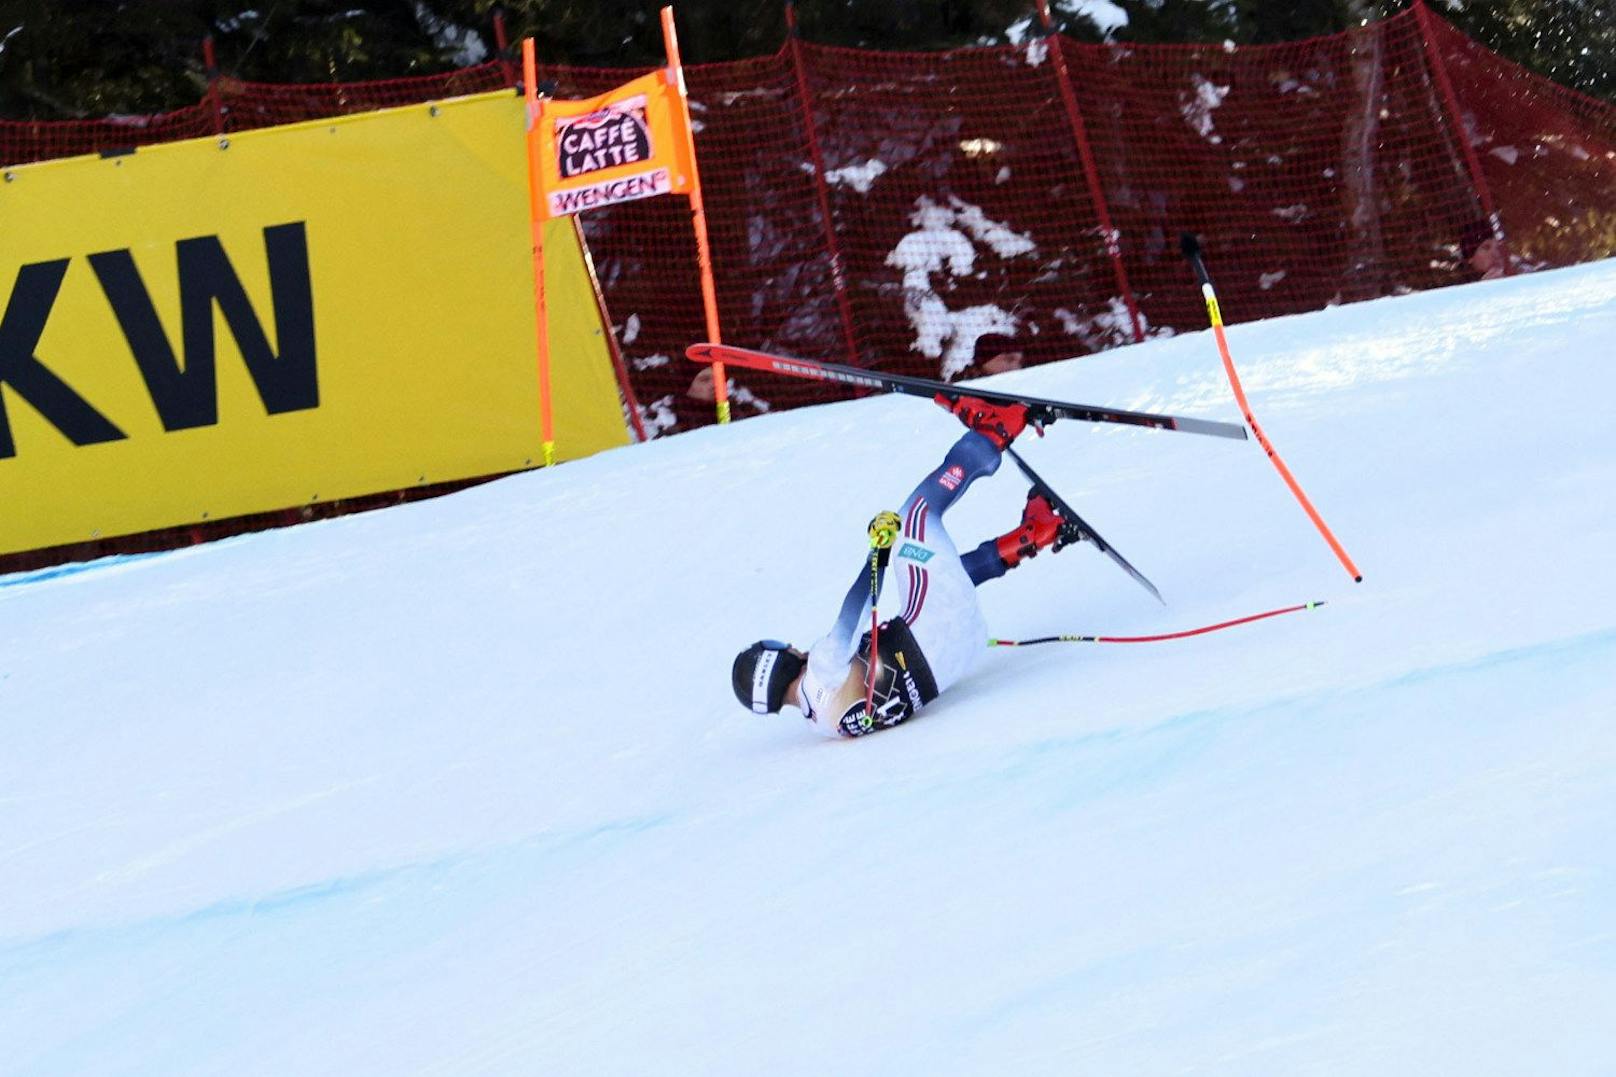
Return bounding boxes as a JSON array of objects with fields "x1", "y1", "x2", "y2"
[
  {"x1": 687, "y1": 343, "x2": 1248, "y2": 441},
  {"x1": 1005, "y1": 446, "x2": 1165, "y2": 605}
]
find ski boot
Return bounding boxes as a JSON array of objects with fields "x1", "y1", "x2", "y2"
[
  {"x1": 995, "y1": 490, "x2": 1088, "y2": 567},
  {"x1": 934, "y1": 394, "x2": 1051, "y2": 451}
]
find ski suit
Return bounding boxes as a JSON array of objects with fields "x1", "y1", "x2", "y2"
[{"x1": 796, "y1": 430, "x2": 1014, "y2": 738}]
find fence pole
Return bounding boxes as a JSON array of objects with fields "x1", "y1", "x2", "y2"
[
  {"x1": 491, "y1": 8, "x2": 518, "y2": 88},
  {"x1": 202, "y1": 36, "x2": 225, "y2": 135},
  {"x1": 573, "y1": 216, "x2": 651, "y2": 443},
  {"x1": 1412, "y1": 0, "x2": 1511, "y2": 274},
  {"x1": 784, "y1": 3, "x2": 863, "y2": 366},
  {"x1": 1035, "y1": 0, "x2": 1145, "y2": 342}
]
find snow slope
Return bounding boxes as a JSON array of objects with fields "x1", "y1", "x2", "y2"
[{"x1": 4, "y1": 261, "x2": 1615, "y2": 1075}]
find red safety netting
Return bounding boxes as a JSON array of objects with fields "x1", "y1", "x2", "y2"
[
  {"x1": 542, "y1": 5, "x2": 1616, "y2": 433},
  {"x1": 0, "y1": 105, "x2": 219, "y2": 164},
  {"x1": 3, "y1": 2, "x2": 1614, "y2": 568},
  {"x1": 1420, "y1": 13, "x2": 1616, "y2": 270},
  {"x1": 212, "y1": 62, "x2": 514, "y2": 130},
  {"x1": 1063, "y1": 13, "x2": 1484, "y2": 333}
]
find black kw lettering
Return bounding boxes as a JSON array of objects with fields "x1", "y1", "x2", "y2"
[
  {"x1": 0, "y1": 260, "x2": 127, "y2": 459},
  {"x1": 0, "y1": 222, "x2": 317, "y2": 460},
  {"x1": 90, "y1": 222, "x2": 318, "y2": 431}
]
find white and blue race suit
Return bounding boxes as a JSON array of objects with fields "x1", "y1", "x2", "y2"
[{"x1": 796, "y1": 430, "x2": 1015, "y2": 738}]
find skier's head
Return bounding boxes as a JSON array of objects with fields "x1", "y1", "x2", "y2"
[{"x1": 732, "y1": 640, "x2": 806, "y2": 714}]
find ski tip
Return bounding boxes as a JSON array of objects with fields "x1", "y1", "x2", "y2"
[
  {"x1": 685, "y1": 343, "x2": 716, "y2": 364},
  {"x1": 1179, "y1": 232, "x2": 1202, "y2": 260}
]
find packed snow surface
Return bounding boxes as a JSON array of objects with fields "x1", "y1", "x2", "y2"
[{"x1": 4, "y1": 260, "x2": 1616, "y2": 1074}]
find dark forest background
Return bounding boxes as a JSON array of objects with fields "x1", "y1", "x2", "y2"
[{"x1": 0, "y1": 0, "x2": 1611, "y2": 120}]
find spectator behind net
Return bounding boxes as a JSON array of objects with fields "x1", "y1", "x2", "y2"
[
  {"x1": 964, "y1": 332, "x2": 1027, "y2": 379},
  {"x1": 1460, "y1": 220, "x2": 1506, "y2": 281}
]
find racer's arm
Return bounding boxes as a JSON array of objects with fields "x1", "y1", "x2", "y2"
[{"x1": 813, "y1": 560, "x2": 877, "y2": 668}]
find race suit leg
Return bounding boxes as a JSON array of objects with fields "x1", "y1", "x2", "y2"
[
  {"x1": 887, "y1": 430, "x2": 1002, "y2": 693},
  {"x1": 961, "y1": 540, "x2": 1010, "y2": 585}
]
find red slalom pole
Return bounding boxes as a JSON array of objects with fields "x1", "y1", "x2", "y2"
[
  {"x1": 988, "y1": 601, "x2": 1326, "y2": 646},
  {"x1": 1181, "y1": 234, "x2": 1363, "y2": 583}
]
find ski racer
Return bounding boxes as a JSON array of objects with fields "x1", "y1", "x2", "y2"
[{"x1": 731, "y1": 395, "x2": 1083, "y2": 738}]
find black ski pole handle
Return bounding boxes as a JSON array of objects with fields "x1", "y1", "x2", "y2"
[{"x1": 1180, "y1": 232, "x2": 1212, "y2": 288}]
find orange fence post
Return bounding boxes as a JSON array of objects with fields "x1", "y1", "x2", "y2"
[
  {"x1": 521, "y1": 39, "x2": 558, "y2": 466},
  {"x1": 660, "y1": 5, "x2": 730, "y2": 424}
]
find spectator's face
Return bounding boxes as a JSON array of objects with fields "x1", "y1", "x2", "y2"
[
  {"x1": 981, "y1": 351, "x2": 1024, "y2": 375},
  {"x1": 1469, "y1": 237, "x2": 1503, "y2": 275},
  {"x1": 688, "y1": 366, "x2": 716, "y2": 402}
]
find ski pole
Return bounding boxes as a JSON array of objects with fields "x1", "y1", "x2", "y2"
[
  {"x1": 1180, "y1": 234, "x2": 1363, "y2": 583},
  {"x1": 988, "y1": 600, "x2": 1325, "y2": 646},
  {"x1": 865, "y1": 511, "x2": 900, "y2": 715}
]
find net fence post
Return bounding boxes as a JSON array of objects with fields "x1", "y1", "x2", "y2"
[
  {"x1": 491, "y1": 8, "x2": 518, "y2": 88},
  {"x1": 1412, "y1": 0, "x2": 1511, "y2": 274},
  {"x1": 784, "y1": 2, "x2": 863, "y2": 366},
  {"x1": 1035, "y1": 0, "x2": 1145, "y2": 343},
  {"x1": 202, "y1": 36, "x2": 226, "y2": 135}
]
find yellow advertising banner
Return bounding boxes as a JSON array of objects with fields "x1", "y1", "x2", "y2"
[
  {"x1": 532, "y1": 69, "x2": 696, "y2": 219},
  {"x1": 0, "y1": 91, "x2": 628, "y2": 557}
]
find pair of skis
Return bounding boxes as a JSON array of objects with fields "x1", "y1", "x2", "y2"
[
  {"x1": 686, "y1": 342, "x2": 1219, "y2": 603},
  {"x1": 686, "y1": 343, "x2": 1248, "y2": 442}
]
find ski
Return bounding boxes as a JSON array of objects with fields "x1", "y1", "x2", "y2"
[
  {"x1": 1005, "y1": 446, "x2": 1165, "y2": 605},
  {"x1": 686, "y1": 343, "x2": 1249, "y2": 441}
]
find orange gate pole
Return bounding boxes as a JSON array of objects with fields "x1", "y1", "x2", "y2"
[
  {"x1": 1183, "y1": 234, "x2": 1362, "y2": 584},
  {"x1": 521, "y1": 39, "x2": 557, "y2": 466},
  {"x1": 661, "y1": 6, "x2": 730, "y2": 424}
]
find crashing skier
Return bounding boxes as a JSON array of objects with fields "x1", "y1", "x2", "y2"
[{"x1": 731, "y1": 395, "x2": 1084, "y2": 738}]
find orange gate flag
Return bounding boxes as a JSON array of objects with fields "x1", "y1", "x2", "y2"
[
  {"x1": 524, "y1": 11, "x2": 729, "y2": 440},
  {"x1": 531, "y1": 68, "x2": 697, "y2": 221}
]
